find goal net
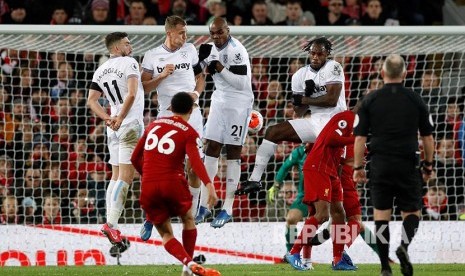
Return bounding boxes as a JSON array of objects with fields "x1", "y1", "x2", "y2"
[{"x1": 0, "y1": 25, "x2": 464, "y2": 265}]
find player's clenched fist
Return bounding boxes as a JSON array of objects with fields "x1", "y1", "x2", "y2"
[
  {"x1": 198, "y1": 44, "x2": 213, "y2": 62},
  {"x1": 161, "y1": 64, "x2": 175, "y2": 77}
]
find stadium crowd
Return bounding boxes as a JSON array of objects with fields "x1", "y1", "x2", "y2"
[{"x1": 1, "y1": 0, "x2": 464, "y2": 225}]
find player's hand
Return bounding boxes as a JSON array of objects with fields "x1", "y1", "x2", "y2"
[
  {"x1": 161, "y1": 64, "x2": 175, "y2": 78},
  {"x1": 198, "y1": 44, "x2": 213, "y2": 62},
  {"x1": 304, "y1": 79, "x2": 316, "y2": 97},
  {"x1": 420, "y1": 160, "x2": 434, "y2": 182},
  {"x1": 110, "y1": 116, "x2": 123, "y2": 131},
  {"x1": 353, "y1": 169, "x2": 367, "y2": 184},
  {"x1": 267, "y1": 183, "x2": 280, "y2": 203},
  {"x1": 205, "y1": 182, "x2": 218, "y2": 209},
  {"x1": 104, "y1": 117, "x2": 114, "y2": 128},
  {"x1": 292, "y1": 94, "x2": 303, "y2": 106},
  {"x1": 207, "y1": 60, "x2": 219, "y2": 75}
]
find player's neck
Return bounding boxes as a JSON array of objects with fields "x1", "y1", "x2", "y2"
[
  {"x1": 164, "y1": 40, "x2": 179, "y2": 52},
  {"x1": 173, "y1": 113, "x2": 190, "y2": 122}
]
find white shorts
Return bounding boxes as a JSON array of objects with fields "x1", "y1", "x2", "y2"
[
  {"x1": 107, "y1": 119, "x2": 144, "y2": 165},
  {"x1": 158, "y1": 107, "x2": 204, "y2": 157},
  {"x1": 204, "y1": 100, "x2": 252, "y2": 146},
  {"x1": 289, "y1": 113, "x2": 332, "y2": 143}
]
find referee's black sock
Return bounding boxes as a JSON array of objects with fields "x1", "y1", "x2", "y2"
[
  {"x1": 375, "y1": 220, "x2": 391, "y2": 271},
  {"x1": 401, "y1": 214, "x2": 420, "y2": 250}
]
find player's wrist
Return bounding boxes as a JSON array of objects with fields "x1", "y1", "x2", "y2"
[
  {"x1": 191, "y1": 91, "x2": 200, "y2": 98},
  {"x1": 353, "y1": 165, "x2": 364, "y2": 171}
]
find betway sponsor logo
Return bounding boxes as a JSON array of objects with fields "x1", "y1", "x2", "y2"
[{"x1": 156, "y1": 63, "x2": 190, "y2": 73}]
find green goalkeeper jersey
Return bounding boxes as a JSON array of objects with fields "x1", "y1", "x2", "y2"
[{"x1": 275, "y1": 144, "x2": 306, "y2": 195}]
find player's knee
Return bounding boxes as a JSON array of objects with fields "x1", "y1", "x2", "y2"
[
  {"x1": 286, "y1": 215, "x2": 299, "y2": 226},
  {"x1": 314, "y1": 213, "x2": 330, "y2": 223}
]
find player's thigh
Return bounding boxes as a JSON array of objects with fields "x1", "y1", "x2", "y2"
[
  {"x1": 343, "y1": 189, "x2": 362, "y2": 218},
  {"x1": 288, "y1": 113, "x2": 330, "y2": 143},
  {"x1": 289, "y1": 193, "x2": 308, "y2": 218},
  {"x1": 107, "y1": 128, "x2": 120, "y2": 166},
  {"x1": 117, "y1": 119, "x2": 144, "y2": 165},
  {"x1": 303, "y1": 169, "x2": 332, "y2": 205}
]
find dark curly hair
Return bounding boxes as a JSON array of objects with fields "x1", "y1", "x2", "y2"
[{"x1": 302, "y1": 37, "x2": 333, "y2": 55}]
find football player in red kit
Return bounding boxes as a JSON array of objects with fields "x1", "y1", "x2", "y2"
[{"x1": 131, "y1": 92, "x2": 220, "y2": 276}]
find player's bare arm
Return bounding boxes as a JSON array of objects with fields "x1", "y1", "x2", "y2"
[
  {"x1": 301, "y1": 82, "x2": 342, "y2": 107},
  {"x1": 112, "y1": 76, "x2": 137, "y2": 131},
  {"x1": 191, "y1": 71, "x2": 206, "y2": 101},
  {"x1": 141, "y1": 64, "x2": 175, "y2": 93},
  {"x1": 87, "y1": 89, "x2": 113, "y2": 127}
]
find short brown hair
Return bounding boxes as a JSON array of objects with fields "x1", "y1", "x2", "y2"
[{"x1": 165, "y1": 15, "x2": 186, "y2": 31}]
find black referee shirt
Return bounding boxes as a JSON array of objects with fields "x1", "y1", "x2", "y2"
[{"x1": 354, "y1": 83, "x2": 434, "y2": 156}]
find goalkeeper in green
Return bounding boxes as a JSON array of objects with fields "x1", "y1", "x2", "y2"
[{"x1": 267, "y1": 144, "x2": 313, "y2": 266}]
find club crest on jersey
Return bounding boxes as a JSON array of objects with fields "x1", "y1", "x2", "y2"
[
  {"x1": 180, "y1": 51, "x2": 188, "y2": 59},
  {"x1": 131, "y1": 63, "x2": 138, "y2": 71},
  {"x1": 233, "y1": 53, "x2": 242, "y2": 64},
  {"x1": 223, "y1": 54, "x2": 228, "y2": 64},
  {"x1": 333, "y1": 65, "x2": 341, "y2": 76}
]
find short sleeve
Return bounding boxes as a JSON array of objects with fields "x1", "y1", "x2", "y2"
[
  {"x1": 141, "y1": 51, "x2": 153, "y2": 72},
  {"x1": 126, "y1": 57, "x2": 141, "y2": 79},
  {"x1": 323, "y1": 61, "x2": 344, "y2": 85},
  {"x1": 291, "y1": 67, "x2": 306, "y2": 94}
]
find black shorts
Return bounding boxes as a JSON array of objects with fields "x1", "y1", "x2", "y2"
[{"x1": 368, "y1": 154, "x2": 422, "y2": 212}]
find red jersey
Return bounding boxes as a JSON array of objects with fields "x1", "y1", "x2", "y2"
[
  {"x1": 304, "y1": 111, "x2": 355, "y2": 177},
  {"x1": 131, "y1": 116, "x2": 211, "y2": 184}
]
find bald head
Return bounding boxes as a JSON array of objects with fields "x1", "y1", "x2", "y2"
[
  {"x1": 382, "y1": 54, "x2": 406, "y2": 80},
  {"x1": 209, "y1": 17, "x2": 228, "y2": 30}
]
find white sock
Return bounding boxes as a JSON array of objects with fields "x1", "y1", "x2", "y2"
[
  {"x1": 182, "y1": 264, "x2": 192, "y2": 275},
  {"x1": 107, "y1": 180, "x2": 129, "y2": 229},
  {"x1": 199, "y1": 155, "x2": 218, "y2": 209},
  {"x1": 250, "y1": 139, "x2": 277, "y2": 182},
  {"x1": 189, "y1": 186, "x2": 200, "y2": 216},
  {"x1": 105, "y1": 179, "x2": 117, "y2": 221},
  {"x1": 223, "y1": 159, "x2": 241, "y2": 215}
]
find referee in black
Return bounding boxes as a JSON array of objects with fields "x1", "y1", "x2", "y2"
[{"x1": 352, "y1": 54, "x2": 435, "y2": 276}]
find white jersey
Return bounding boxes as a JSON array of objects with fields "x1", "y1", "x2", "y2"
[
  {"x1": 91, "y1": 56, "x2": 144, "y2": 126},
  {"x1": 141, "y1": 43, "x2": 199, "y2": 111},
  {"x1": 291, "y1": 59, "x2": 346, "y2": 116},
  {"x1": 203, "y1": 36, "x2": 254, "y2": 104}
]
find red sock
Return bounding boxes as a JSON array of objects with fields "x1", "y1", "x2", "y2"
[
  {"x1": 289, "y1": 216, "x2": 319, "y2": 255},
  {"x1": 332, "y1": 222, "x2": 345, "y2": 264},
  {"x1": 182, "y1": 229, "x2": 197, "y2": 258},
  {"x1": 302, "y1": 244, "x2": 312, "y2": 259},
  {"x1": 346, "y1": 220, "x2": 361, "y2": 248},
  {"x1": 164, "y1": 238, "x2": 192, "y2": 266}
]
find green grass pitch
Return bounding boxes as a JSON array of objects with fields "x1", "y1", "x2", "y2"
[{"x1": 2, "y1": 263, "x2": 465, "y2": 275}]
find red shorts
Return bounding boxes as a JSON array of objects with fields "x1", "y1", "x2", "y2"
[
  {"x1": 303, "y1": 169, "x2": 343, "y2": 205},
  {"x1": 139, "y1": 177, "x2": 192, "y2": 225},
  {"x1": 340, "y1": 165, "x2": 362, "y2": 218}
]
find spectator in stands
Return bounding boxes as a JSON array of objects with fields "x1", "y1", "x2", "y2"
[
  {"x1": 266, "y1": 181, "x2": 297, "y2": 221},
  {"x1": 414, "y1": 70, "x2": 446, "y2": 123},
  {"x1": 17, "y1": 163, "x2": 44, "y2": 206},
  {"x1": 343, "y1": 0, "x2": 363, "y2": 20},
  {"x1": 316, "y1": 0, "x2": 351, "y2": 26},
  {"x1": 50, "y1": 6, "x2": 70, "y2": 24},
  {"x1": 87, "y1": 161, "x2": 109, "y2": 218},
  {"x1": 10, "y1": 67, "x2": 36, "y2": 101},
  {"x1": 1, "y1": 0, "x2": 30, "y2": 24},
  {"x1": 247, "y1": 0, "x2": 274, "y2": 25},
  {"x1": 124, "y1": 0, "x2": 147, "y2": 25},
  {"x1": 1, "y1": 195, "x2": 20, "y2": 224},
  {"x1": 41, "y1": 192, "x2": 62, "y2": 224},
  {"x1": 262, "y1": 79, "x2": 285, "y2": 120},
  {"x1": 50, "y1": 62, "x2": 77, "y2": 102},
  {"x1": 241, "y1": 135, "x2": 257, "y2": 175},
  {"x1": 422, "y1": 183, "x2": 454, "y2": 220},
  {"x1": 167, "y1": 0, "x2": 198, "y2": 25},
  {"x1": 0, "y1": 48, "x2": 19, "y2": 76},
  {"x1": 360, "y1": 0, "x2": 398, "y2": 26},
  {"x1": 29, "y1": 89, "x2": 54, "y2": 125},
  {"x1": 22, "y1": 196, "x2": 38, "y2": 224},
  {"x1": 71, "y1": 185, "x2": 99, "y2": 224},
  {"x1": 265, "y1": 0, "x2": 287, "y2": 24},
  {"x1": 276, "y1": 0, "x2": 315, "y2": 26},
  {"x1": 435, "y1": 135, "x2": 465, "y2": 205},
  {"x1": 205, "y1": 0, "x2": 228, "y2": 25},
  {"x1": 251, "y1": 58, "x2": 269, "y2": 104},
  {"x1": 2, "y1": 99, "x2": 29, "y2": 146},
  {"x1": 435, "y1": 97, "x2": 463, "y2": 143},
  {"x1": 0, "y1": 154, "x2": 13, "y2": 197},
  {"x1": 85, "y1": 0, "x2": 114, "y2": 24}
]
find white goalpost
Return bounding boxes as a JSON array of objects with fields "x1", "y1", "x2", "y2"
[{"x1": 0, "y1": 25, "x2": 464, "y2": 266}]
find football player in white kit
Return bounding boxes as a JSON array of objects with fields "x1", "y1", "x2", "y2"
[
  {"x1": 236, "y1": 37, "x2": 347, "y2": 195},
  {"x1": 194, "y1": 17, "x2": 254, "y2": 228},
  {"x1": 87, "y1": 32, "x2": 144, "y2": 250},
  {"x1": 138, "y1": 16, "x2": 206, "y2": 245}
]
